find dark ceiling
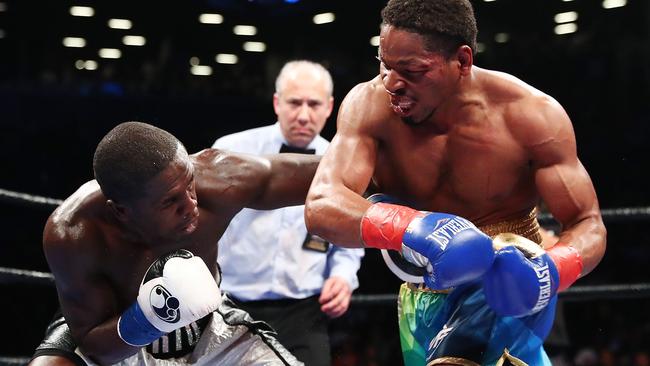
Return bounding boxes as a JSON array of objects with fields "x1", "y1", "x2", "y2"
[{"x1": 0, "y1": 0, "x2": 646, "y2": 99}]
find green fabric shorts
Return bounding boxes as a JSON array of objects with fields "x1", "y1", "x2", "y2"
[{"x1": 397, "y1": 283, "x2": 448, "y2": 366}]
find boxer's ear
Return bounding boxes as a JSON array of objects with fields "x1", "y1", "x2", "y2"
[
  {"x1": 456, "y1": 45, "x2": 473, "y2": 76},
  {"x1": 107, "y1": 199, "x2": 128, "y2": 222}
]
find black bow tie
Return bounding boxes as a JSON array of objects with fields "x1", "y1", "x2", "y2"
[{"x1": 279, "y1": 143, "x2": 316, "y2": 155}]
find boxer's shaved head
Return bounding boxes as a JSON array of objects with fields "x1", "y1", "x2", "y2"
[{"x1": 93, "y1": 121, "x2": 184, "y2": 203}]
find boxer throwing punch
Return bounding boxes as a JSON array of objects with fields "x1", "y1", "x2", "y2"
[
  {"x1": 39, "y1": 122, "x2": 316, "y2": 365},
  {"x1": 304, "y1": 0, "x2": 606, "y2": 365}
]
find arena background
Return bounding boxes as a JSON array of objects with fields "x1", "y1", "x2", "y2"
[{"x1": 1, "y1": 0, "x2": 649, "y2": 364}]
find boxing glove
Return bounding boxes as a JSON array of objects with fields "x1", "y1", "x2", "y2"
[
  {"x1": 117, "y1": 249, "x2": 222, "y2": 346},
  {"x1": 361, "y1": 201, "x2": 494, "y2": 290},
  {"x1": 482, "y1": 233, "x2": 582, "y2": 317}
]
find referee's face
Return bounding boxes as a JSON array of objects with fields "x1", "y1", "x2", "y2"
[{"x1": 274, "y1": 67, "x2": 333, "y2": 148}]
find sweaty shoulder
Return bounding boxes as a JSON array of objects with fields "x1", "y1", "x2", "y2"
[
  {"x1": 481, "y1": 68, "x2": 574, "y2": 151},
  {"x1": 337, "y1": 76, "x2": 393, "y2": 135},
  {"x1": 43, "y1": 181, "x2": 107, "y2": 262},
  {"x1": 192, "y1": 148, "x2": 271, "y2": 185},
  {"x1": 191, "y1": 148, "x2": 271, "y2": 211}
]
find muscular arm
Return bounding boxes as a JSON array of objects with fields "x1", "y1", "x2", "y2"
[
  {"x1": 193, "y1": 148, "x2": 321, "y2": 213},
  {"x1": 305, "y1": 82, "x2": 383, "y2": 247},
  {"x1": 44, "y1": 219, "x2": 138, "y2": 365},
  {"x1": 518, "y1": 96, "x2": 606, "y2": 276}
]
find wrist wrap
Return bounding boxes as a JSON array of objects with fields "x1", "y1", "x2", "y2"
[
  {"x1": 547, "y1": 243, "x2": 583, "y2": 291},
  {"x1": 361, "y1": 203, "x2": 424, "y2": 251}
]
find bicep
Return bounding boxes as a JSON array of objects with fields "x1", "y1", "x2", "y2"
[
  {"x1": 527, "y1": 99, "x2": 600, "y2": 227},
  {"x1": 47, "y1": 245, "x2": 116, "y2": 344},
  {"x1": 195, "y1": 149, "x2": 315, "y2": 211},
  {"x1": 194, "y1": 149, "x2": 266, "y2": 213},
  {"x1": 250, "y1": 153, "x2": 321, "y2": 209},
  {"x1": 311, "y1": 86, "x2": 380, "y2": 197},
  {"x1": 535, "y1": 158, "x2": 599, "y2": 226},
  {"x1": 313, "y1": 130, "x2": 377, "y2": 196}
]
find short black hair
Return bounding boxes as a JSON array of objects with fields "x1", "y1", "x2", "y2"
[
  {"x1": 93, "y1": 121, "x2": 181, "y2": 203},
  {"x1": 381, "y1": 0, "x2": 477, "y2": 57}
]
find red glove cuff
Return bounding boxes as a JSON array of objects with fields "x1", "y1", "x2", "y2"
[
  {"x1": 547, "y1": 243, "x2": 583, "y2": 292},
  {"x1": 361, "y1": 203, "x2": 424, "y2": 251}
]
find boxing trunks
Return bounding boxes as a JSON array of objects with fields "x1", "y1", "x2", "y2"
[
  {"x1": 31, "y1": 310, "x2": 88, "y2": 366},
  {"x1": 398, "y1": 209, "x2": 555, "y2": 366},
  {"x1": 32, "y1": 295, "x2": 302, "y2": 366}
]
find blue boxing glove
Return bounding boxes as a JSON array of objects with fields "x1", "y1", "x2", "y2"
[
  {"x1": 117, "y1": 249, "x2": 222, "y2": 346},
  {"x1": 402, "y1": 212, "x2": 495, "y2": 290},
  {"x1": 482, "y1": 233, "x2": 560, "y2": 317},
  {"x1": 361, "y1": 200, "x2": 494, "y2": 290}
]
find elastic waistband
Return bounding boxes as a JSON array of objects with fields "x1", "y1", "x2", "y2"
[
  {"x1": 404, "y1": 282, "x2": 452, "y2": 294},
  {"x1": 478, "y1": 208, "x2": 542, "y2": 244}
]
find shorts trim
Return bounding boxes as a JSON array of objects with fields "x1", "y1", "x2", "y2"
[
  {"x1": 426, "y1": 348, "x2": 529, "y2": 366},
  {"x1": 31, "y1": 348, "x2": 87, "y2": 366},
  {"x1": 496, "y1": 348, "x2": 529, "y2": 366},
  {"x1": 406, "y1": 282, "x2": 452, "y2": 294},
  {"x1": 427, "y1": 357, "x2": 480, "y2": 366}
]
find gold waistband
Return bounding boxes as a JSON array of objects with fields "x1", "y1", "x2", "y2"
[
  {"x1": 427, "y1": 348, "x2": 528, "y2": 366},
  {"x1": 405, "y1": 282, "x2": 452, "y2": 294},
  {"x1": 478, "y1": 208, "x2": 542, "y2": 245}
]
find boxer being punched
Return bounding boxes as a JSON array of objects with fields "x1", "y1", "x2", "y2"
[
  {"x1": 304, "y1": 0, "x2": 606, "y2": 365},
  {"x1": 35, "y1": 122, "x2": 314, "y2": 365}
]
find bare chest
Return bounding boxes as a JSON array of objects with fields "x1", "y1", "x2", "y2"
[{"x1": 373, "y1": 123, "x2": 534, "y2": 215}]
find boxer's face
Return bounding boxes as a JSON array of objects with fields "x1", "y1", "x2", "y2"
[
  {"x1": 378, "y1": 25, "x2": 460, "y2": 124},
  {"x1": 127, "y1": 150, "x2": 199, "y2": 243},
  {"x1": 274, "y1": 66, "x2": 333, "y2": 148}
]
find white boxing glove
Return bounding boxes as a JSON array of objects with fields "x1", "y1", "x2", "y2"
[{"x1": 118, "y1": 249, "x2": 222, "y2": 346}]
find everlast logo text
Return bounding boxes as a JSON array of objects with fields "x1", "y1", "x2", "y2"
[
  {"x1": 426, "y1": 217, "x2": 474, "y2": 250},
  {"x1": 531, "y1": 258, "x2": 553, "y2": 313}
]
